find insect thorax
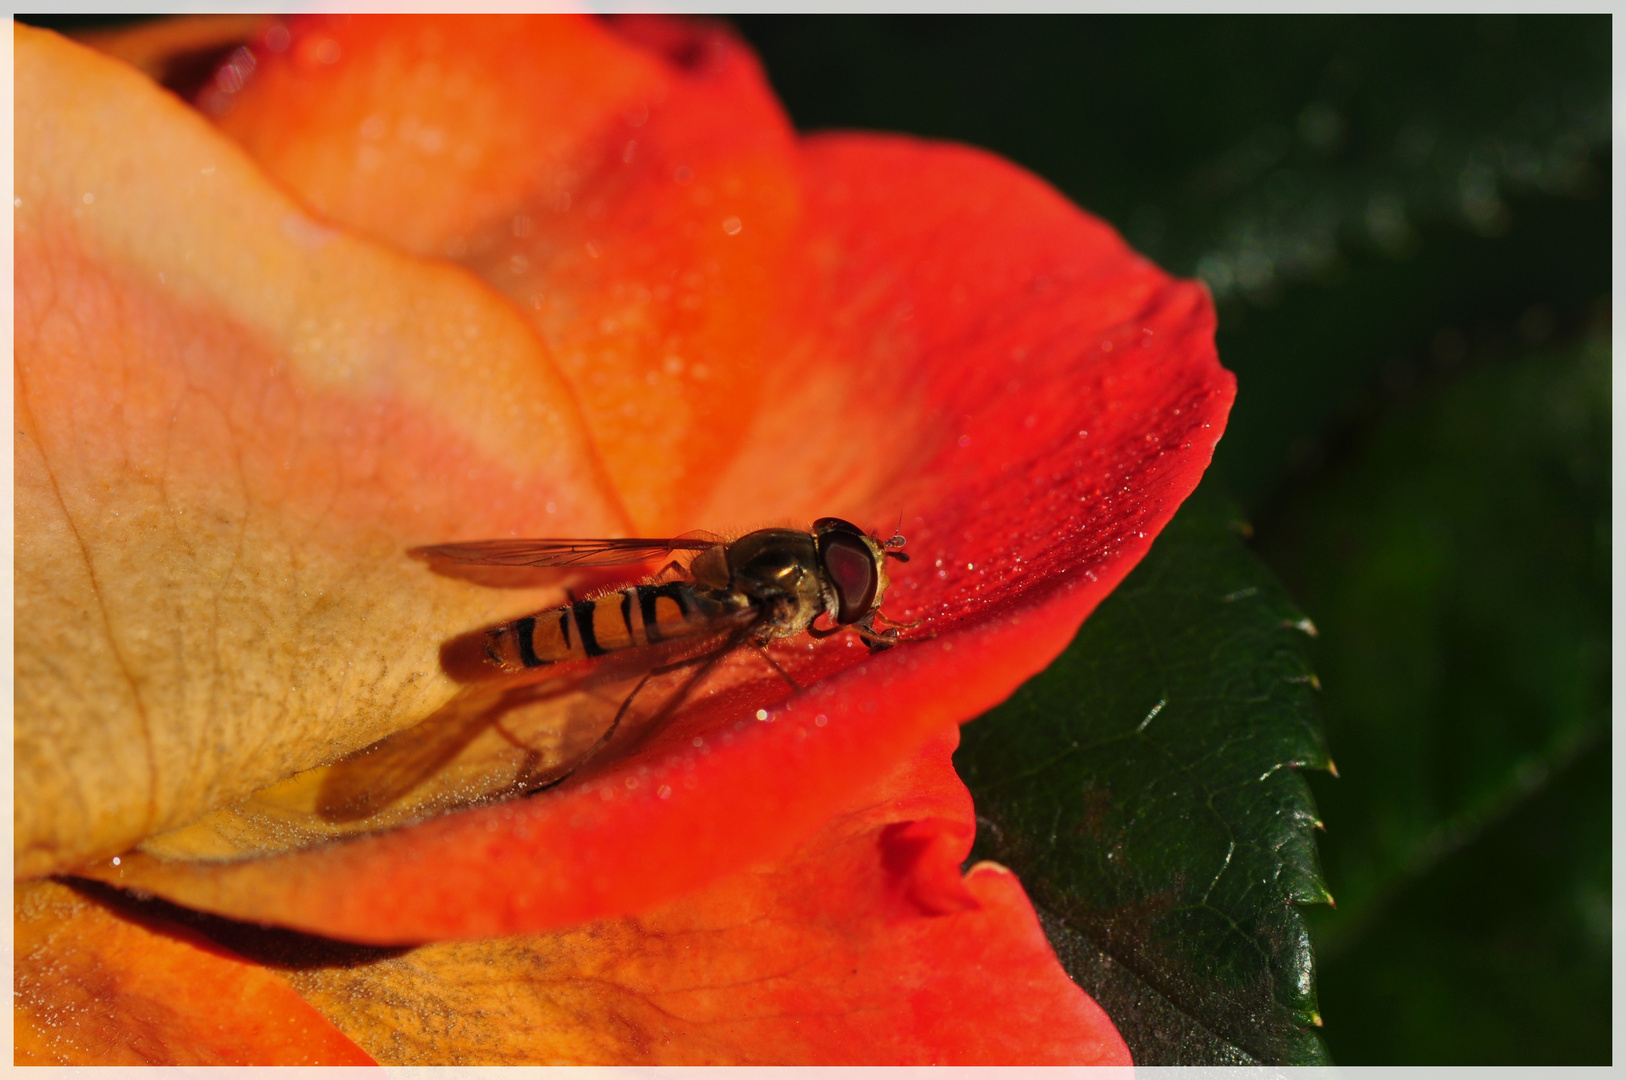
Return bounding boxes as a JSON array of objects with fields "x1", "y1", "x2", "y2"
[{"x1": 717, "y1": 529, "x2": 830, "y2": 642}]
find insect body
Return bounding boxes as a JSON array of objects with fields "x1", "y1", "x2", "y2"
[
  {"x1": 416, "y1": 517, "x2": 913, "y2": 679},
  {"x1": 313, "y1": 519, "x2": 912, "y2": 825},
  {"x1": 490, "y1": 582, "x2": 728, "y2": 671}
]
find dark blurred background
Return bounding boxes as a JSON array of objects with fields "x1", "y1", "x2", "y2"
[
  {"x1": 730, "y1": 15, "x2": 1611, "y2": 1066},
  {"x1": 25, "y1": 13, "x2": 1610, "y2": 1065}
]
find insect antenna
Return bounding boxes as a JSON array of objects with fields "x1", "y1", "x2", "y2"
[{"x1": 883, "y1": 514, "x2": 910, "y2": 561}]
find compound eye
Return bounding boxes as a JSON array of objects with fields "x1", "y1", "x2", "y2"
[
  {"x1": 820, "y1": 532, "x2": 878, "y2": 624},
  {"x1": 813, "y1": 516, "x2": 866, "y2": 538}
]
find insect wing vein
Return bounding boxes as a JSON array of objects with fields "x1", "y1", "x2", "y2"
[{"x1": 412, "y1": 537, "x2": 717, "y2": 568}]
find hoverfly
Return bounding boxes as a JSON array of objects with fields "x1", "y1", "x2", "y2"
[
  {"x1": 417, "y1": 516, "x2": 913, "y2": 673},
  {"x1": 305, "y1": 518, "x2": 914, "y2": 830}
]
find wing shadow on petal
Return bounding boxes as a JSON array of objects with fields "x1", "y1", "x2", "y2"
[
  {"x1": 319, "y1": 624, "x2": 749, "y2": 824},
  {"x1": 136, "y1": 622, "x2": 752, "y2": 864}
]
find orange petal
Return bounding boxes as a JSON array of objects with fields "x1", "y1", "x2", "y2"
[
  {"x1": 71, "y1": 14, "x2": 267, "y2": 87},
  {"x1": 181, "y1": 733, "x2": 1128, "y2": 1064},
  {"x1": 15, "y1": 23, "x2": 626, "y2": 876},
  {"x1": 33, "y1": 18, "x2": 1230, "y2": 958},
  {"x1": 87, "y1": 588, "x2": 1091, "y2": 938},
  {"x1": 211, "y1": 15, "x2": 802, "y2": 532},
  {"x1": 15, "y1": 880, "x2": 375, "y2": 1065},
  {"x1": 78, "y1": 116, "x2": 1230, "y2": 945}
]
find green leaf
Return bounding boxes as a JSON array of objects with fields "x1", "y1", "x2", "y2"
[
  {"x1": 955, "y1": 484, "x2": 1333, "y2": 1065},
  {"x1": 1254, "y1": 338, "x2": 1611, "y2": 1063}
]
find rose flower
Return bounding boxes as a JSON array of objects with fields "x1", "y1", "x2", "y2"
[{"x1": 15, "y1": 15, "x2": 1233, "y2": 1065}]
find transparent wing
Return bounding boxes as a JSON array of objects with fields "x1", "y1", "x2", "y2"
[
  {"x1": 314, "y1": 622, "x2": 754, "y2": 826},
  {"x1": 411, "y1": 535, "x2": 719, "y2": 568}
]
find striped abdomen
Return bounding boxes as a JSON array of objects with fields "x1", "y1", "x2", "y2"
[{"x1": 485, "y1": 582, "x2": 725, "y2": 671}]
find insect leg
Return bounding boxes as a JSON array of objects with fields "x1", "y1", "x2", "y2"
[
  {"x1": 852, "y1": 613, "x2": 903, "y2": 653},
  {"x1": 807, "y1": 612, "x2": 908, "y2": 651},
  {"x1": 640, "y1": 631, "x2": 752, "y2": 733},
  {"x1": 750, "y1": 641, "x2": 803, "y2": 691},
  {"x1": 527, "y1": 668, "x2": 659, "y2": 794},
  {"x1": 873, "y1": 609, "x2": 922, "y2": 630},
  {"x1": 528, "y1": 629, "x2": 748, "y2": 794}
]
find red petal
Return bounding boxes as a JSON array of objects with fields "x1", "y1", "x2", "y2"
[
  {"x1": 89, "y1": 118, "x2": 1230, "y2": 943},
  {"x1": 704, "y1": 133, "x2": 1231, "y2": 606},
  {"x1": 44, "y1": 19, "x2": 1228, "y2": 951},
  {"x1": 96, "y1": 589, "x2": 1089, "y2": 938},
  {"x1": 15, "y1": 880, "x2": 376, "y2": 1065},
  {"x1": 256, "y1": 732, "x2": 1130, "y2": 1064}
]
